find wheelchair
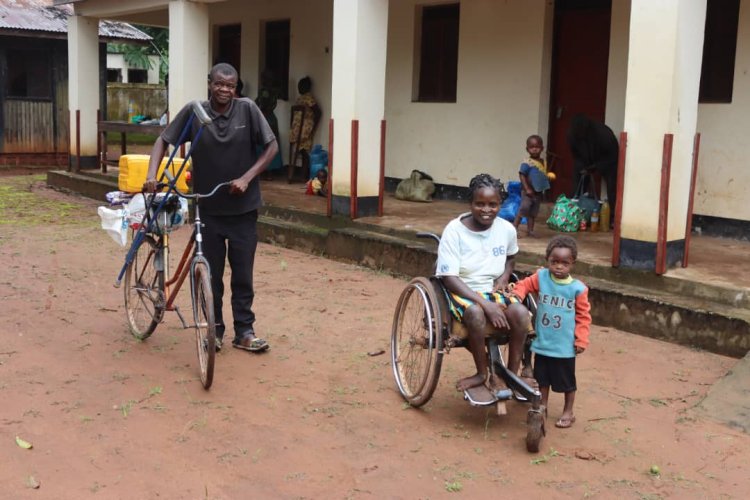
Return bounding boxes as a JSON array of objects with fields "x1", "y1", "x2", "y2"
[{"x1": 390, "y1": 233, "x2": 545, "y2": 453}]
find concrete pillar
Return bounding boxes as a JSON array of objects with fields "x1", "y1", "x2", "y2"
[
  {"x1": 330, "y1": 0, "x2": 388, "y2": 218},
  {"x1": 168, "y1": 0, "x2": 210, "y2": 116},
  {"x1": 67, "y1": 15, "x2": 100, "y2": 170},
  {"x1": 619, "y1": 0, "x2": 706, "y2": 269}
]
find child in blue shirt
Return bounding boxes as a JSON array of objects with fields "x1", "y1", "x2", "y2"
[
  {"x1": 512, "y1": 235, "x2": 591, "y2": 428},
  {"x1": 513, "y1": 135, "x2": 551, "y2": 238}
]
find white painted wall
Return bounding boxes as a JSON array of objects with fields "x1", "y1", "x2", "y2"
[
  {"x1": 106, "y1": 53, "x2": 160, "y2": 84},
  {"x1": 604, "y1": 0, "x2": 630, "y2": 135},
  {"x1": 210, "y1": 0, "x2": 333, "y2": 164},
  {"x1": 696, "y1": 0, "x2": 750, "y2": 222},
  {"x1": 385, "y1": 0, "x2": 551, "y2": 188}
]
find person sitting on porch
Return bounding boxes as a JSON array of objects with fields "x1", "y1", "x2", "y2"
[
  {"x1": 436, "y1": 173, "x2": 535, "y2": 393},
  {"x1": 305, "y1": 169, "x2": 328, "y2": 197}
]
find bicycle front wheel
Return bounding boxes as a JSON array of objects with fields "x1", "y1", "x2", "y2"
[
  {"x1": 192, "y1": 261, "x2": 215, "y2": 389},
  {"x1": 124, "y1": 235, "x2": 164, "y2": 340}
]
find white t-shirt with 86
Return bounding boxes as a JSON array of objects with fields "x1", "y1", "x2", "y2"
[{"x1": 436, "y1": 214, "x2": 519, "y2": 294}]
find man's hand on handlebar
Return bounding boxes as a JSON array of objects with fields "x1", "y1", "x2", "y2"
[
  {"x1": 143, "y1": 178, "x2": 159, "y2": 193},
  {"x1": 229, "y1": 178, "x2": 249, "y2": 195}
]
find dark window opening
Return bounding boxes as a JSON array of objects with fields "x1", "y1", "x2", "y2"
[
  {"x1": 416, "y1": 3, "x2": 460, "y2": 103},
  {"x1": 127, "y1": 69, "x2": 148, "y2": 84},
  {"x1": 6, "y1": 49, "x2": 52, "y2": 99},
  {"x1": 107, "y1": 69, "x2": 123, "y2": 83},
  {"x1": 699, "y1": 0, "x2": 740, "y2": 103},
  {"x1": 217, "y1": 24, "x2": 242, "y2": 75},
  {"x1": 262, "y1": 19, "x2": 291, "y2": 100}
]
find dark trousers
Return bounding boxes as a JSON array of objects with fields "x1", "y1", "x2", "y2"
[{"x1": 201, "y1": 210, "x2": 258, "y2": 339}]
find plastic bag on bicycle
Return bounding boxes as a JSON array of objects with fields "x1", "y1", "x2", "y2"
[{"x1": 126, "y1": 193, "x2": 188, "y2": 235}]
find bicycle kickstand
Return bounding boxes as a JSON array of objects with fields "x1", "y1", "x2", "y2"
[{"x1": 174, "y1": 306, "x2": 190, "y2": 329}]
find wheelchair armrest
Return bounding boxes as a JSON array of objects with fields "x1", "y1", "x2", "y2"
[{"x1": 416, "y1": 232, "x2": 440, "y2": 245}]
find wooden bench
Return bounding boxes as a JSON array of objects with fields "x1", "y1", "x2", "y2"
[{"x1": 97, "y1": 120, "x2": 165, "y2": 173}]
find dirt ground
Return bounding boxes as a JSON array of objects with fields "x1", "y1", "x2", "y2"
[{"x1": 1, "y1": 174, "x2": 749, "y2": 499}]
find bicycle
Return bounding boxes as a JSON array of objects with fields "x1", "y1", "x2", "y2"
[{"x1": 114, "y1": 101, "x2": 223, "y2": 389}]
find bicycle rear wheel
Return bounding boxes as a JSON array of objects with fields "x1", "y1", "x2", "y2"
[
  {"x1": 192, "y1": 261, "x2": 215, "y2": 389},
  {"x1": 124, "y1": 235, "x2": 164, "y2": 340}
]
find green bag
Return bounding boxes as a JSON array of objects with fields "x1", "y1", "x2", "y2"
[{"x1": 546, "y1": 194, "x2": 583, "y2": 232}]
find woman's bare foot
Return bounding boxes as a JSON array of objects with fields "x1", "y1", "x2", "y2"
[
  {"x1": 526, "y1": 231, "x2": 539, "y2": 238},
  {"x1": 487, "y1": 373, "x2": 508, "y2": 392},
  {"x1": 456, "y1": 373, "x2": 486, "y2": 391}
]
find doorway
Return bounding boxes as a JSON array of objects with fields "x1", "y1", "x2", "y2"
[
  {"x1": 215, "y1": 24, "x2": 242, "y2": 75},
  {"x1": 547, "y1": 0, "x2": 612, "y2": 198}
]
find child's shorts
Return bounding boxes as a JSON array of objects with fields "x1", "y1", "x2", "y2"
[
  {"x1": 447, "y1": 291, "x2": 519, "y2": 323},
  {"x1": 519, "y1": 191, "x2": 542, "y2": 218},
  {"x1": 533, "y1": 353, "x2": 576, "y2": 393}
]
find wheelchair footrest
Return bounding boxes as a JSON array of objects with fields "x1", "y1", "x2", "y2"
[
  {"x1": 464, "y1": 385, "x2": 512, "y2": 406},
  {"x1": 464, "y1": 385, "x2": 496, "y2": 406}
]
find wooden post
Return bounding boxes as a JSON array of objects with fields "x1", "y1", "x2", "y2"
[
  {"x1": 682, "y1": 133, "x2": 701, "y2": 267},
  {"x1": 327, "y1": 118, "x2": 334, "y2": 217},
  {"x1": 350, "y1": 120, "x2": 359, "y2": 219},
  {"x1": 75, "y1": 109, "x2": 81, "y2": 172},
  {"x1": 97, "y1": 109, "x2": 103, "y2": 173},
  {"x1": 378, "y1": 119, "x2": 386, "y2": 217},
  {"x1": 66, "y1": 111, "x2": 72, "y2": 172},
  {"x1": 655, "y1": 134, "x2": 673, "y2": 275},
  {"x1": 611, "y1": 131, "x2": 627, "y2": 267}
]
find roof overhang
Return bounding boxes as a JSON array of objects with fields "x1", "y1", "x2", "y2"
[
  {"x1": 54, "y1": 0, "x2": 227, "y2": 19},
  {"x1": 1, "y1": 0, "x2": 152, "y2": 42}
]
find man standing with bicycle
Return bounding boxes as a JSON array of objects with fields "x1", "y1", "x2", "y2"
[{"x1": 144, "y1": 63, "x2": 278, "y2": 353}]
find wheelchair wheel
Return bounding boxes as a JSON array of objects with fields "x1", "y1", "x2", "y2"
[{"x1": 391, "y1": 277, "x2": 444, "y2": 407}]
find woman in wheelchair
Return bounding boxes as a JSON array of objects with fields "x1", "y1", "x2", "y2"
[{"x1": 436, "y1": 174, "x2": 536, "y2": 394}]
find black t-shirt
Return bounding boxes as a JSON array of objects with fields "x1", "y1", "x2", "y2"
[{"x1": 161, "y1": 98, "x2": 276, "y2": 215}]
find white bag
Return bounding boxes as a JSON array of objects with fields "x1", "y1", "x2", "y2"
[
  {"x1": 126, "y1": 193, "x2": 188, "y2": 234},
  {"x1": 125, "y1": 193, "x2": 147, "y2": 227},
  {"x1": 97, "y1": 206, "x2": 128, "y2": 247}
]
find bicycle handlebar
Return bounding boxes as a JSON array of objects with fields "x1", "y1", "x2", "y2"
[{"x1": 155, "y1": 178, "x2": 232, "y2": 200}]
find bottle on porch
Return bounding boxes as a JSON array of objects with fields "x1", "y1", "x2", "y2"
[
  {"x1": 599, "y1": 200, "x2": 611, "y2": 232},
  {"x1": 590, "y1": 207, "x2": 600, "y2": 232}
]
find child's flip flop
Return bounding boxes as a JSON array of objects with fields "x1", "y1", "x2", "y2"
[{"x1": 555, "y1": 415, "x2": 576, "y2": 428}]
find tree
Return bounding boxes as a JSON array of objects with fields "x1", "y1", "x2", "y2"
[{"x1": 107, "y1": 25, "x2": 169, "y2": 83}]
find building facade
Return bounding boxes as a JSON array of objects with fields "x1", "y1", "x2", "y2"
[{"x1": 58, "y1": 0, "x2": 746, "y2": 269}]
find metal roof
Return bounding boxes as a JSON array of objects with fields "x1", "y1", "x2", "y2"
[{"x1": 0, "y1": 0, "x2": 151, "y2": 41}]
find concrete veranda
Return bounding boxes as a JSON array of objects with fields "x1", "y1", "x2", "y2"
[{"x1": 261, "y1": 176, "x2": 750, "y2": 295}]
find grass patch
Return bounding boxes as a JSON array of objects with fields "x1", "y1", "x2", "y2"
[
  {"x1": 444, "y1": 481, "x2": 463, "y2": 493},
  {"x1": 0, "y1": 175, "x2": 85, "y2": 227}
]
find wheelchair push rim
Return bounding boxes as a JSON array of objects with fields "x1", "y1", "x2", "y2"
[{"x1": 391, "y1": 277, "x2": 444, "y2": 407}]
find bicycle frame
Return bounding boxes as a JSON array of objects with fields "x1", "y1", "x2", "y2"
[
  {"x1": 158, "y1": 202, "x2": 208, "y2": 313},
  {"x1": 115, "y1": 100, "x2": 213, "y2": 288}
]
